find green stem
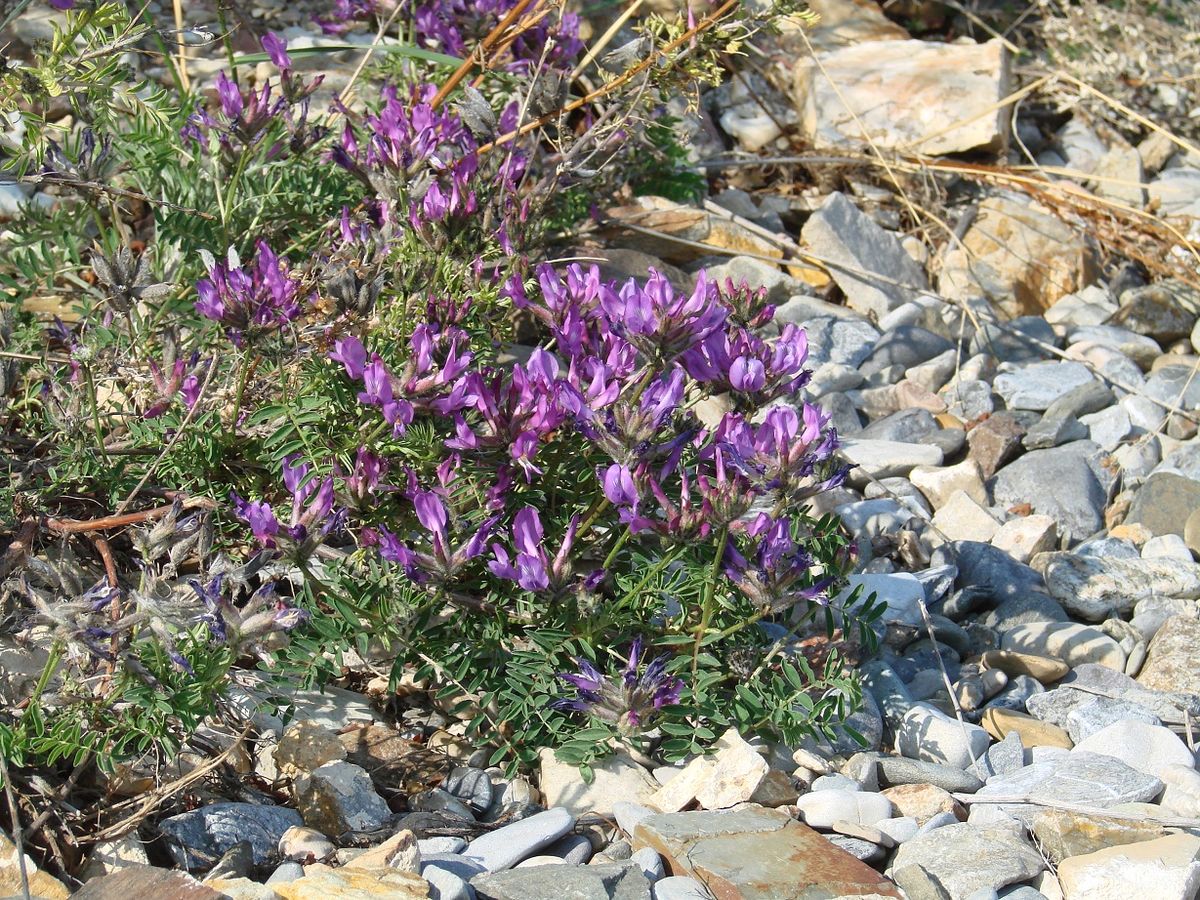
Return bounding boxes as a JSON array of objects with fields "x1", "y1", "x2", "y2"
[
  {"x1": 691, "y1": 524, "x2": 728, "y2": 677},
  {"x1": 229, "y1": 354, "x2": 256, "y2": 434},
  {"x1": 601, "y1": 526, "x2": 632, "y2": 571},
  {"x1": 82, "y1": 365, "x2": 111, "y2": 465}
]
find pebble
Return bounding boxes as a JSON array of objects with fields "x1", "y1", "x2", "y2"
[
  {"x1": 979, "y1": 650, "x2": 1068, "y2": 683},
  {"x1": 793, "y1": 789, "x2": 893, "y2": 828},
  {"x1": 443, "y1": 766, "x2": 494, "y2": 813},
  {"x1": 294, "y1": 761, "x2": 392, "y2": 835},
  {"x1": 876, "y1": 757, "x2": 983, "y2": 793},
  {"x1": 278, "y1": 826, "x2": 335, "y2": 862},
  {"x1": 993, "y1": 361, "x2": 1095, "y2": 411},
  {"x1": 880, "y1": 783, "x2": 963, "y2": 824},
  {"x1": 631, "y1": 846, "x2": 665, "y2": 882},
  {"x1": 890, "y1": 822, "x2": 1046, "y2": 898},
  {"x1": 991, "y1": 442, "x2": 1108, "y2": 543},
  {"x1": 981, "y1": 708, "x2": 1073, "y2": 748},
  {"x1": 1001, "y1": 622, "x2": 1125, "y2": 670},
  {"x1": 895, "y1": 703, "x2": 992, "y2": 770}
]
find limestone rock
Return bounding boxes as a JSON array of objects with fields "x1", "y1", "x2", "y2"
[
  {"x1": 1056, "y1": 833, "x2": 1200, "y2": 900},
  {"x1": 938, "y1": 197, "x2": 1098, "y2": 318},
  {"x1": 793, "y1": 39, "x2": 1010, "y2": 156},
  {"x1": 888, "y1": 822, "x2": 1045, "y2": 898},
  {"x1": 539, "y1": 749, "x2": 658, "y2": 817},
  {"x1": 273, "y1": 863, "x2": 428, "y2": 899}
]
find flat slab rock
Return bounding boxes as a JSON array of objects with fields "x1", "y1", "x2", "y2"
[
  {"x1": 633, "y1": 806, "x2": 901, "y2": 899},
  {"x1": 471, "y1": 861, "x2": 651, "y2": 900},
  {"x1": 72, "y1": 866, "x2": 226, "y2": 900}
]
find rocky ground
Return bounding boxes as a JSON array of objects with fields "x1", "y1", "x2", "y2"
[{"x1": 6, "y1": 0, "x2": 1200, "y2": 898}]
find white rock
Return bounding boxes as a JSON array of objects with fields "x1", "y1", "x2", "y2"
[
  {"x1": 794, "y1": 789, "x2": 893, "y2": 829},
  {"x1": 910, "y1": 458, "x2": 987, "y2": 509},
  {"x1": 1143, "y1": 534, "x2": 1194, "y2": 562},
  {"x1": 647, "y1": 728, "x2": 767, "y2": 812},
  {"x1": 1002, "y1": 622, "x2": 1125, "y2": 670},
  {"x1": 835, "y1": 573, "x2": 924, "y2": 628},
  {"x1": 839, "y1": 438, "x2": 943, "y2": 479},
  {"x1": 932, "y1": 490, "x2": 1001, "y2": 543},
  {"x1": 896, "y1": 703, "x2": 992, "y2": 771},
  {"x1": 991, "y1": 515, "x2": 1058, "y2": 563},
  {"x1": 1057, "y1": 833, "x2": 1200, "y2": 900},
  {"x1": 792, "y1": 39, "x2": 1010, "y2": 155},
  {"x1": 994, "y1": 362, "x2": 1096, "y2": 411},
  {"x1": 1071, "y1": 721, "x2": 1195, "y2": 780},
  {"x1": 538, "y1": 749, "x2": 658, "y2": 817},
  {"x1": 1159, "y1": 763, "x2": 1200, "y2": 818}
]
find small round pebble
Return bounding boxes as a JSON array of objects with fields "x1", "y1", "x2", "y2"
[{"x1": 278, "y1": 826, "x2": 334, "y2": 862}]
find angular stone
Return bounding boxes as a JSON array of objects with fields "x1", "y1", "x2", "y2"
[
  {"x1": 0, "y1": 832, "x2": 70, "y2": 899},
  {"x1": 634, "y1": 807, "x2": 902, "y2": 898},
  {"x1": 888, "y1": 822, "x2": 1044, "y2": 898},
  {"x1": 1056, "y1": 833, "x2": 1200, "y2": 900},
  {"x1": 973, "y1": 752, "x2": 1163, "y2": 825},
  {"x1": 990, "y1": 515, "x2": 1058, "y2": 564},
  {"x1": 1001, "y1": 622, "x2": 1124, "y2": 670},
  {"x1": 472, "y1": 862, "x2": 650, "y2": 899},
  {"x1": 880, "y1": 783, "x2": 963, "y2": 824},
  {"x1": 345, "y1": 829, "x2": 421, "y2": 872},
  {"x1": 72, "y1": 866, "x2": 224, "y2": 900},
  {"x1": 1139, "y1": 614, "x2": 1200, "y2": 696},
  {"x1": 799, "y1": 192, "x2": 928, "y2": 319},
  {"x1": 339, "y1": 724, "x2": 451, "y2": 795},
  {"x1": 273, "y1": 720, "x2": 346, "y2": 777},
  {"x1": 539, "y1": 749, "x2": 658, "y2": 818},
  {"x1": 994, "y1": 362, "x2": 1096, "y2": 412},
  {"x1": 1111, "y1": 282, "x2": 1200, "y2": 344},
  {"x1": 967, "y1": 413, "x2": 1025, "y2": 478},
  {"x1": 911, "y1": 459, "x2": 988, "y2": 510},
  {"x1": 1030, "y1": 808, "x2": 1171, "y2": 864},
  {"x1": 294, "y1": 761, "x2": 393, "y2": 836},
  {"x1": 273, "y1": 863, "x2": 428, "y2": 899},
  {"x1": 648, "y1": 730, "x2": 768, "y2": 813},
  {"x1": 838, "y1": 438, "x2": 943, "y2": 478},
  {"x1": 159, "y1": 803, "x2": 303, "y2": 870},
  {"x1": 793, "y1": 39, "x2": 1009, "y2": 156},
  {"x1": 603, "y1": 198, "x2": 783, "y2": 266},
  {"x1": 939, "y1": 197, "x2": 1098, "y2": 318},
  {"x1": 1126, "y1": 472, "x2": 1200, "y2": 538},
  {"x1": 932, "y1": 490, "x2": 1001, "y2": 542}
]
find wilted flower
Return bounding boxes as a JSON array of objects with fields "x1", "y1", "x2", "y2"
[
  {"x1": 91, "y1": 246, "x2": 173, "y2": 314},
  {"x1": 551, "y1": 638, "x2": 684, "y2": 733},
  {"x1": 190, "y1": 575, "x2": 309, "y2": 661}
]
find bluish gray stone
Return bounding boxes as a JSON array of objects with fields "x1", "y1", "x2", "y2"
[
  {"x1": 653, "y1": 876, "x2": 713, "y2": 900},
  {"x1": 978, "y1": 594, "x2": 1070, "y2": 632},
  {"x1": 464, "y1": 808, "x2": 575, "y2": 872},
  {"x1": 951, "y1": 542, "x2": 1046, "y2": 603},
  {"x1": 471, "y1": 862, "x2": 651, "y2": 900},
  {"x1": 805, "y1": 316, "x2": 881, "y2": 369},
  {"x1": 889, "y1": 823, "x2": 1045, "y2": 898},
  {"x1": 860, "y1": 407, "x2": 941, "y2": 443},
  {"x1": 423, "y1": 864, "x2": 475, "y2": 900},
  {"x1": 613, "y1": 801, "x2": 655, "y2": 837},
  {"x1": 860, "y1": 326, "x2": 955, "y2": 377},
  {"x1": 991, "y1": 442, "x2": 1107, "y2": 543},
  {"x1": 983, "y1": 674, "x2": 1044, "y2": 714},
  {"x1": 543, "y1": 833, "x2": 592, "y2": 865},
  {"x1": 877, "y1": 757, "x2": 984, "y2": 793},
  {"x1": 631, "y1": 847, "x2": 664, "y2": 883},
  {"x1": 421, "y1": 837, "x2": 468, "y2": 855},
  {"x1": 994, "y1": 362, "x2": 1095, "y2": 411},
  {"x1": 444, "y1": 767, "x2": 494, "y2": 814},
  {"x1": 159, "y1": 803, "x2": 302, "y2": 870},
  {"x1": 265, "y1": 862, "x2": 304, "y2": 885},
  {"x1": 826, "y1": 834, "x2": 886, "y2": 864},
  {"x1": 424, "y1": 853, "x2": 488, "y2": 881}
]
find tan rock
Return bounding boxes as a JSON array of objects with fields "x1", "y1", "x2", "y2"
[
  {"x1": 274, "y1": 720, "x2": 346, "y2": 777},
  {"x1": 648, "y1": 728, "x2": 769, "y2": 812},
  {"x1": 979, "y1": 650, "x2": 1069, "y2": 684},
  {"x1": 208, "y1": 877, "x2": 284, "y2": 899},
  {"x1": 0, "y1": 832, "x2": 69, "y2": 900},
  {"x1": 273, "y1": 864, "x2": 428, "y2": 899},
  {"x1": 801, "y1": 0, "x2": 909, "y2": 50},
  {"x1": 1030, "y1": 808, "x2": 1171, "y2": 864},
  {"x1": 938, "y1": 196, "x2": 1099, "y2": 318},
  {"x1": 1138, "y1": 614, "x2": 1200, "y2": 695},
  {"x1": 71, "y1": 866, "x2": 222, "y2": 900},
  {"x1": 879, "y1": 783, "x2": 964, "y2": 824},
  {"x1": 603, "y1": 197, "x2": 783, "y2": 266},
  {"x1": 1057, "y1": 833, "x2": 1200, "y2": 900},
  {"x1": 345, "y1": 829, "x2": 421, "y2": 872},
  {"x1": 932, "y1": 490, "x2": 1001, "y2": 542},
  {"x1": 981, "y1": 708, "x2": 1073, "y2": 749},
  {"x1": 793, "y1": 39, "x2": 1010, "y2": 156},
  {"x1": 540, "y1": 749, "x2": 658, "y2": 817},
  {"x1": 1109, "y1": 522, "x2": 1154, "y2": 545}
]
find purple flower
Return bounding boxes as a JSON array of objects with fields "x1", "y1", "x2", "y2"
[
  {"x1": 195, "y1": 242, "x2": 306, "y2": 344},
  {"x1": 231, "y1": 493, "x2": 280, "y2": 547},
  {"x1": 551, "y1": 638, "x2": 684, "y2": 733},
  {"x1": 600, "y1": 463, "x2": 638, "y2": 507},
  {"x1": 344, "y1": 447, "x2": 388, "y2": 502},
  {"x1": 489, "y1": 509, "x2": 587, "y2": 594},
  {"x1": 330, "y1": 336, "x2": 368, "y2": 379},
  {"x1": 262, "y1": 32, "x2": 291, "y2": 70},
  {"x1": 599, "y1": 271, "x2": 726, "y2": 360},
  {"x1": 715, "y1": 403, "x2": 847, "y2": 498},
  {"x1": 143, "y1": 351, "x2": 204, "y2": 418},
  {"x1": 682, "y1": 323, "x2": 809, "y2": 404},
  {"x1": 369, "y1": 490, "x2": 498, "y2": 585},
  {"x1": 724, "y1": 514, "x2": 834, "y2": 612}
]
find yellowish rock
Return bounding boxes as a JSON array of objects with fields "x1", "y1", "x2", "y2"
[
  {"x1": 209, "y1": 877, "x2": 284, "y2": 899},
  {"x1": 0, "y1": 833, "x2": 70, "y2": 900},
  {"x1": 978, "y1": 650, "x2": 1069, "y2": 684},
  {"x1": 345, "y1": 829, "x2": 421, "y2": 872},
  {"x1": 879, "y1": 783, "x2": 963, "y2": 824},
  {"x1": 981, "y1": 708, "x2": 1073, "y2": 748},
  {"x1": 273, "y1": 864, "x2": 428, "y2": 899},
  {"x1": 1057, "y1": 833, "x2": 1200, "y2": 899}
]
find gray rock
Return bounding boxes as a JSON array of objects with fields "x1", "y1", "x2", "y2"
[
  {"x1": 970, "y1": 316, "x2": 1057, "y2": 364},
  {"x1": 804, "y1": 316, "x2": 881, "y2": 369},
  {"x1": 444, "y1": 767, "x2": 494, "y2": 814},
  {"x1": 991, "y1": 442, "x2": 1107, "y2": 543},
  {"x1": 1046, "y1": 285, "x2": 1118, "y2": 328},
  {"x1": 265, "y1": 862, "x2": 304, "y2": 885},
  {"x1": 860, "y1": 327, "x2": 955, "y2": 377},
  {"x1": 916, "y1": 810, "x2": 962, "y2": 837},
  {"x1": 420, "y1": 837, "x2": 468, "y2": 855},
  {"x1": 994, "y1": 362, "x2": 1095, "y2": 411},
  {"x1": 951, "y1": 541, "x2": 1046, "y2": 603},
  {"x1": 1111, "y1": 281, "x2": 1200, "y2": 343},
  {"x1": 544, "y1": 834, "x2": 593, "y2": 865},
  {"x1": 811, "y1": 773, "x2": 861, "y2": 793},
  {"x1": 1037, "y1": 377, "x2": 1115, "y2": 422},
  {"x1": 703, "y1": 256, "x2": 800, "y2": 306},
  {"x1": 839, "y1": 438, "x2": 944, "y2": 479},
  {"x1": 1065, "y1": 662, "x2": 1200, "y2": 720},
  {"x1": 942, "y1": 378, "x2": 996, "y2": 421},
  {"x1": 799, "y1": 192, "x2": 929, "y2": 319},
  {"x1": 977, "y1": 594, "x2": 1070, "y2": 632},
  {"x1": 1080, "y1": 405, "x2": 1133, "y2": 451},
  {"x1": 1144, "y1": 365, "x2": 1200, "y2": 411},
  {"x1": 613, "y1": 802, "x2": 655, "y2": 837},
  {"x1": 1126, "y1": 471, "x2": 1200, "y2": 538},
  {"x1": 773, "y1": 294, "x2": 864, "y2": 325},
  {"x1": 1070, "y1": 720, "x2": 1193, "y2": 779},
  {"x1": 412, "y1": 788, "x2": 477, "y2": 822},
  {"x1": 818, "y1": 391, "x2": 864, "y2": 435},
  {"x1": 973, "y1": 752, "x2": 1163, "y2": 825},
  {"x1": 295, "y1": 761, "x2": 394, "y2": 835},
  {"x1": 980, "y1": 732, "x2": 1025, "y2": 780},
  {"x1": 423, "y1": 853, "x2": 488, "y2": 881},
  {"x1": 860, "y1": 408, "x2": 941, "y2": 444},
  {"x1": 464, "y1": 808, "x2": 575, "y2": 872},
  {"x1": 877, "y1": 757, "x2": 984, "y2": 793},
  {"x1": 794, "y1": 789, "x2": 893, "y2": 828},
  {"x1": 1027, "y1": 689, "x2": 1159, "y2": 741},
  {"x1": 888, "y1": 822, "x2": 1045, "y2": 898},
  {"x1": 1043, "y1": 551, "x2": 1200, "y2": 621},
  {"x1": 982, "y1": 675, "x2": 1044, "y2": 714},
  {"x1": 1022, "y1": 414, "x2": 1087, "y2": 450},
  {"x1": 471, "y1": 862, "x2": 650, "y2": 900},
  {"x1": 631, "y1": 847, "x2": 664, "y2": 883},
  {"x1": 158, "y1": 803, "x2": 302, "y2": 870},
  {"x1": 1068, "y1": 325, "x2": 1162, "y2": 368},
  {"x1": 876, "y1": 816, "x2": 920, "y2": 845},
  {"x1": 895, "y1": 703, "x2": 992, "y2": 771},
  {"x1": 423, "y1": 865, "x2": 474, "y2": 900},
  {"x1": 826, "y1": 834, "x2": 887, "y2": 864}
]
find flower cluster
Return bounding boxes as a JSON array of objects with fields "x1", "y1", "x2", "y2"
[
  {"x1": 724, "y1": 513, "x2": 835, "y2": 613},
  {"x1": 195, "y1": 242, "x2": 307, "y2": 344},
  {"x1": 551, "y1": 638, "x2": 683, "y2": 734},
  {"x1": 231, "y1": 454, "x2": 340, "y2": 556}
]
